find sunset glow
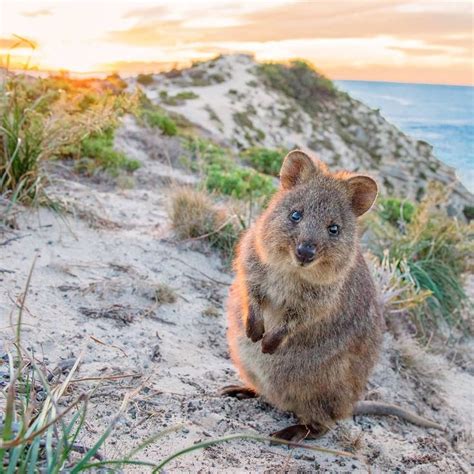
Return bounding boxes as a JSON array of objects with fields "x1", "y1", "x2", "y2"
[{"x1": 1, "y1": 0, "x2": 472, "y2": 85}]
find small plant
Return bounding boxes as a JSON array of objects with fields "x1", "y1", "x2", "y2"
[
  {"x1": 181, "y1": 137, "x2": 276, "y2": 203},
  {"x1": 160, "y1": 91, "x2": 199, "y2": 105},
  {"x1": 233, "y1": 111, "x2": 254, "y2": 130},
  {"x1": 463, "y1": 205, "x2": 474, "y2": 221},
  {"x1": 136, "y1": 73, "x2": 154, "y2": 86},
  {"x1": 181, "y1": 136, "x2": 232, "y2": 172},
  {"x1": 378, "y1": 197, "x2": 416, "y2": 227},
  {"x1": 73, "y1": 127, "x2": 140, "y2": 176},
  {"x1": 202, "y1": 306, "x2": 220, "y2": 317},
  {"x1": 153, "y1": 283, "x2": 177, "y2": 304},
  {"x1": 204, "y1": 105, "x2": 222, "y2": 125},
  {"x1": 136, "y1": 93, "x2": 178, "y2": 136},
  {"x1": 241, "y1": 147, "x2": 286, "y2": 176},
  {"x1": 141, "y1": 109, "x2": 178, "y2": 136},
  {"x1": 205, "y1": 164, "x2": 276, "y2": 201}
]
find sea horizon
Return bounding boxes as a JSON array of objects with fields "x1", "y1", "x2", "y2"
[{"x1": 336, "y1": 79, "x2": 474, "y2": 193}]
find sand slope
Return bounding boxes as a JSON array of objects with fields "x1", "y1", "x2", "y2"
[{"x1": 1, "y1": 115, "x2": 472, "y2": 473}]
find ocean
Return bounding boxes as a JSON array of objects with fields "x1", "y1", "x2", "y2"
[{"x1": 335, "y1": 80, "x2": 474, "y2": 193}]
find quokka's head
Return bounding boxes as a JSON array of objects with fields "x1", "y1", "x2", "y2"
[{"x1": 255, "y1": 150, "x2": 378, "y2": 280}]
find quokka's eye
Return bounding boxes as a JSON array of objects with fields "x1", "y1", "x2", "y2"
[
  {"x1": 289, "y1": 210, "x2": 303, "y2": 222},
  {"x1": 328, "y1": 224, "x2": 340, "y2": 236}
]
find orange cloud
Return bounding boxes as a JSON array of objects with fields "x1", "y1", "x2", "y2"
[
  {"x1": 21, "y1": 9, "x2": 51, "y2": 18},
  {"x1": 109, "y1": 1, "x2": 472, "y2": 45},
  {"x1": 3, "y1": 0, "x2": 473, "y2": 84}
]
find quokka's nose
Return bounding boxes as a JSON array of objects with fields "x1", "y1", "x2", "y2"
[{"x1": 295, "y1": 242, "x2": 316, "y2": 264}]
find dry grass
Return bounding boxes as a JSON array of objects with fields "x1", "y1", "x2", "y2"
[
  {"x1": 153, "y1": 283, "x2": 177, "y2": 304},
  {"x1": 168, "y1": 186, "x2": 243, "y2": 262},
  {"x1": 169, "y1": 187, "x2": 222, "y2": 239},
  {"x1": 202, "y1": 306, "x2": 221, "y2": 318}
]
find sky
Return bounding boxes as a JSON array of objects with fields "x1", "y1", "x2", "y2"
[{"x1": 1, "y1": 0, "x2": 473, "y2": 85}]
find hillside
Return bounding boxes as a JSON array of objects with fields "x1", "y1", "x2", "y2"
[
  {"x1": 1, "y1": 59, "x2": 473, "y2": 472},
  {"x1": 135, "y1": 54, "x2": 473, "y2": 215}
]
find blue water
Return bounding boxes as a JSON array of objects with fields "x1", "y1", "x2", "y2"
[{"x1": 335, "y1": 80, "x2": 474, "y2": 192}]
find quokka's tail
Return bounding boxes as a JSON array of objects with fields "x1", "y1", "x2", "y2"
[{"x1": 353, "y1": 401, "x2": 444, "y2": 431}]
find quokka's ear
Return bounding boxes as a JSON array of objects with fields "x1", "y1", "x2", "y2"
[
  {"x1": 346, "y1": 175, "x2": 378, "y2": 216},
  {"x1": 280, "y1": 150, "x2": 319, "y2": 189}
]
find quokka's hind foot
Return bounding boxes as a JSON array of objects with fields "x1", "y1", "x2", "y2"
[
  {"x1": 220, "y1": 385, "x2": 257, "y2": 400},
  {"x1": 271, "y1": 423, "x2": 329, "y2": 443}
]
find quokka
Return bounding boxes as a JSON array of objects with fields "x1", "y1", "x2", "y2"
[{"x1": 223, "y1": 150, "x2": 442, "y2": 441}]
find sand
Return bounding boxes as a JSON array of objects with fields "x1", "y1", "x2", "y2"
[{"x1": 1, "y1": 115, "x2": 473, "y2": 473}]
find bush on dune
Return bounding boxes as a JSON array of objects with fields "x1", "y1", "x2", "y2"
[
  {"x1": 205, "y1": 164, "x2": 275, "y2": 201},
  {"x1": 74, "y1": 128, "x2": 141, "y2": 176},
  {"x1": 241, "y1": 147, "x2": 286, "y2": 177},
  {"x1": 182, "y1": 137, "x2": 276, "y2": 202},
  {"x1": 135, "y1": 92, "x2": 178, "y2": 136},
  {"x1": 258, "y1": 60, "x2": 337, "y2": 114}
]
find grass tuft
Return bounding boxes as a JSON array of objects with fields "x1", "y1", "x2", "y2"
[
  {"x1": 169, "y1": 186, "x2": 243, "y2": 261},
  {"x1": 153, "y1": 283, "x2": 178, "y2": 304},
  {"x1": 181, "y1": 137, "x2": 276, "y2": 202}
]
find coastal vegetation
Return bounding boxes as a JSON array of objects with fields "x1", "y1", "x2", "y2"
[{"x1": 1, "y1": 56, "x2": 472, "y2": 470}]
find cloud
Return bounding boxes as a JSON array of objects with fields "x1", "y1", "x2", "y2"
[
  {"x1": 328, "y1": 61, "x2": 473, "y2": 86},
  {"x1": 107, "y1": 1, "x2": 472, "y2": 46},
  {"x1": 389, "y1": 45, "x2": 469, "y2": 58},
  {"x1": 101, "y1": 60, "x2": 179, "y2": 74},
  {"x1": 21, "y1": 9, "x2": 52, "y2": 18},
  {"x1": 122, "y1": 5, "x2": 168, "y2": 19}
]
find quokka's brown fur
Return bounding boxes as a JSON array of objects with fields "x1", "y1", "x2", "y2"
[{"x1": 225, "y1": 150, "x2": 442, "y2": 440}]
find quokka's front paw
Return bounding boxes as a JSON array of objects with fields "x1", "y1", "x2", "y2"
[
  {"x1": 261, "y1": 325, "x2": 288, "y2": 354},
  {"x1": 245, "y1": 306, "x2": 265, "y2": 342}
]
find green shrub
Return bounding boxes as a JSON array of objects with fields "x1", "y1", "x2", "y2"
[
  {"x1": 136, "y1": 73, "x2": 154, "y2": 86},
  {"x1": 378, "y1": 197, "x2": 416, "y2": 226},
  {"x1": 182, "y1": 137, "x2": 232, "y2": 172},
  {"x1": 233, "y1": 111, "x2": 254, "y2": 129},
  {"x1": 241, "y1": 147, "x2": 286, "y2": 176},
  {"x1": 258, "y1": 60, "x2": 336, "y2": 115},
  {"x1": 174, "y1": 91, "x2": 198, "y2": 100},
  {"x1": 160, "y1": 90, "x2": 199, "y2": 106},
  {"x1": 77, "y1": 128, "x2": 140, "y2": 175},
  {"x1": 463, "y1": 205, "x2": 474, "y2": 221},
  {"x1": 181, "y1": 138, "x2": 276, "y2": 202},
  {"x1": 141, "y1": 109, "x2": 177, "y2": 135},
  {"x1": 206, "y1": 164, "x2": 276, "y2": 201}
]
